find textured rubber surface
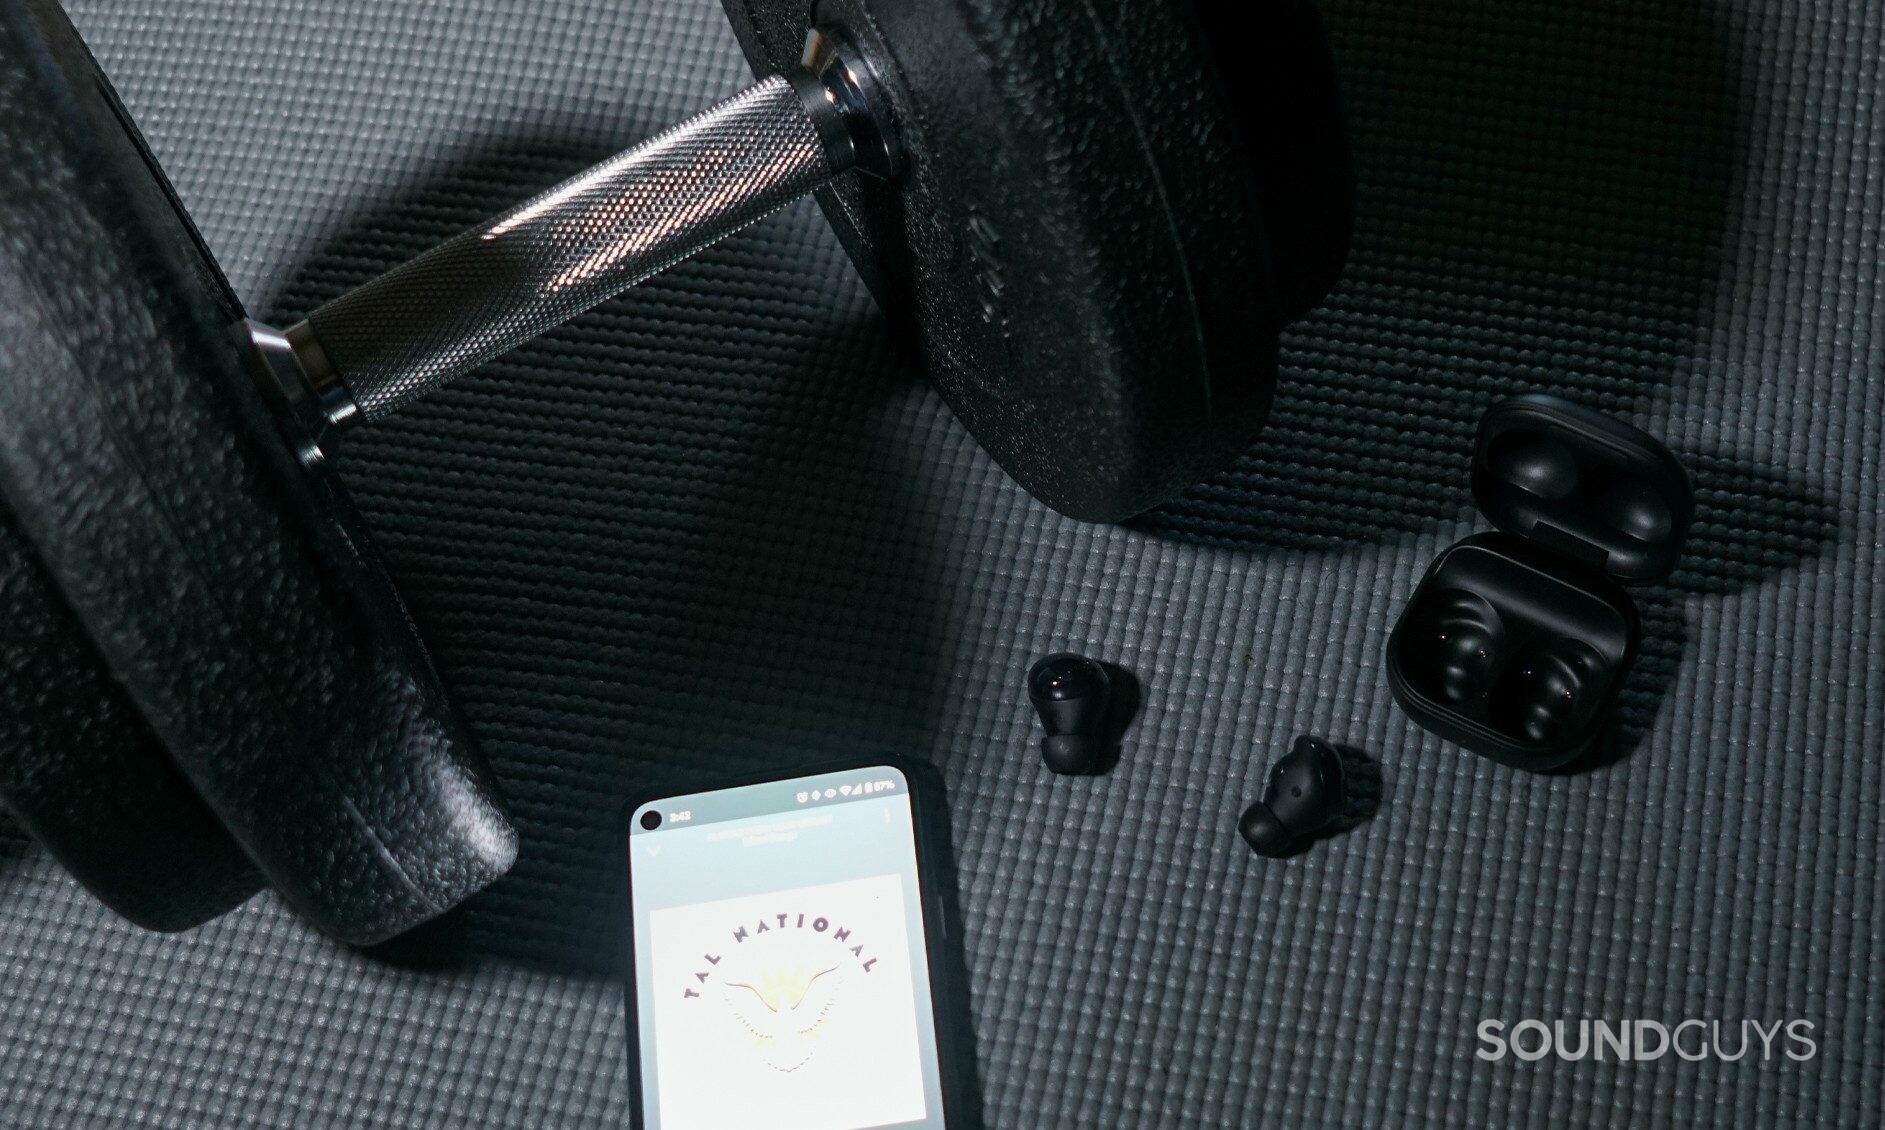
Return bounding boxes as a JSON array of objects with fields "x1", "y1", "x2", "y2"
[
  {"x1": 0, "y1": 0, "x2": 517, "y2": 945},
  {"x1": 723, "y1": 0, "x2": 1348, "y2": 522},
  {"x1": 1, "y1": 0, "x2": 1879, "y2": 1126},
  {"x1": 0, "y1": 517, "x2": 264, "y2": 931}
]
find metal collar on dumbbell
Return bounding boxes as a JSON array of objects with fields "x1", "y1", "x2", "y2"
[
  {"x1": 243, "y1": 26, "x2": 900, "y2": 467},
  {"x1": 240, "y1": 319, "x2": 356, "y2": 467},
  {"x1": 794, "y1": 26, "x2": 901, "y2": 180}
]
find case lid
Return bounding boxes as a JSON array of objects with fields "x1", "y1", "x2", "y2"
[{"x1": 1472, "y1": 394, "x2": 1693, "y2": 582}]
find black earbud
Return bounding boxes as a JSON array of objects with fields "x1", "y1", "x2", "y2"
[
  {"x1": 1504, "y1": 639, "x2": 1608, "y2": 745},
  {"x1": 1027, "y1": 653, "x2": 1112, "y2": 775},
  {"x1": 1239, "y1": 735, "x2": 1347, "y2": 857},
  {"x1": 1424, "y1": 589, "x2": 1504, "y2": 705}
]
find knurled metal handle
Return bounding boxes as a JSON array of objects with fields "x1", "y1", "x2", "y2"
[{"x1": 294, "y1": 75, "x2": 835, "y2": 423}]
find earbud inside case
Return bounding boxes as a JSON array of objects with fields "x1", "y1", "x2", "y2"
[{"x1": 1387, "y1": 394, "x2": 1694, "y2": 770}]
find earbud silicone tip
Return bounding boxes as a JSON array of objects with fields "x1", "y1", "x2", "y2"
[
  {"x1": 1238, "y1": 803, "x2": 1294, "y2": 858},
  {"x1": 1042, "y1": 734, "x2": 1100, "y2": 775}
]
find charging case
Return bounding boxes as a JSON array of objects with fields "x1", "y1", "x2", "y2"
[{"x1": 1386, "y1": 394, "x2": 1694, "y2": 770}]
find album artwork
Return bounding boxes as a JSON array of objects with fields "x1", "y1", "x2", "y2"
[{"x1": 648, "y1": 874, "x2": 929, "y2": 1129}]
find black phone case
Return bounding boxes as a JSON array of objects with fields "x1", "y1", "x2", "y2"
[{"x1": 618, "y1": 755, "x2": 983, "y2": 1130}]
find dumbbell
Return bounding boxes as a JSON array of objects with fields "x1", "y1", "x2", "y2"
[{"x1": 0, "y1": 0, "x2": 1350, "y2": 942}]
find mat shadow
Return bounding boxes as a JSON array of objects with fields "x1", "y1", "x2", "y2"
[
  {"x1": 1579, "y1": 453, "x2": 1838, "y2": 770},
  {"x1": 1137, "y1": 1, "x2": 1839, "y2": 769},
  {"x1": 261, "y1": 122, "x2": 949, "y2": 977},
  {"x1": 0, "y1": 808, "x2": 29, "y2": 870},
  {"x1": 1138, "y1": 0, "x2": 1770, "y2": 551}
]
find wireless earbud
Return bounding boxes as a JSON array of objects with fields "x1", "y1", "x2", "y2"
[
  {"x1": 1239, "y1": 735, "x2": 1347, "y2": 857},
  {"x1": 1500, "y1": 639, "x2": 1609, "y2": 745},
  {"x1": 1421, "y1": 589, "x2": 1505, "y2": 705},
  {"x1": 1027, "y1": 653, "x2": 1113, "y2": 775}
]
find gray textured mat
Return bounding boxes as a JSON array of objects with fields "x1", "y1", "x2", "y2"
[{"x1": 2, "y1": 0, "x2": 1881, "y2": 1126}]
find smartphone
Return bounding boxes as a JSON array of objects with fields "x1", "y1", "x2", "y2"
[{"x1": 622, "y1": 758, "x2": 974, "y2": 1130}]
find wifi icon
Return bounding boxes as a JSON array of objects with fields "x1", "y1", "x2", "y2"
[{"x1": 839, "y1": 785, "x2": 855, "y2": 797}]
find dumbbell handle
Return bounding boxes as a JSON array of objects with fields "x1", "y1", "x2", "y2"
[{"x1": 247, "y1": 29, "x2": 898, "y2": 457}]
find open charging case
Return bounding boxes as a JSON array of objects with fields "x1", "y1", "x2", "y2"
[{"x1": 1387, "y1": 394, "x2": 1694, "y2": 770}]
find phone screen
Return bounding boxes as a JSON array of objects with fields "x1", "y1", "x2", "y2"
[{"x1": 626, "y1": 765, "x2": 947, "y2": 1130}]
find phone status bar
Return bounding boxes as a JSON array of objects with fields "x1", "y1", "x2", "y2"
[
  {"x1": 794, "y1": 777, "x2": 900, "y2": 807},
  {"x1": 631, "y1": 767, "x2": 907, "y2": 834}
]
